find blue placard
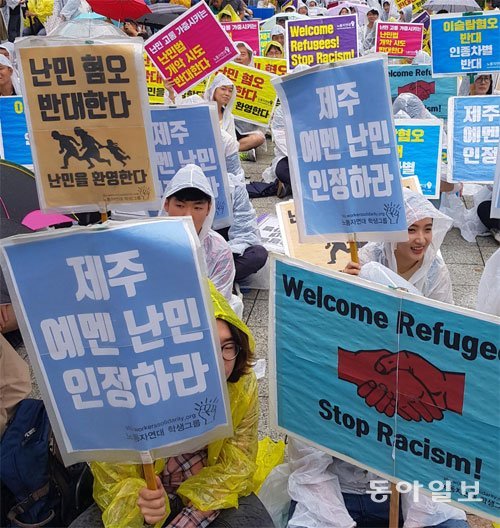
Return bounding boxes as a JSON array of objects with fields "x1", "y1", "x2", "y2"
[
  {"x1": 0, "y1": 96, "x2": 33, "y2": 168},
  {"x1": 388, "y1": 65, "x2": 457, "y2": 119},
  {"x1": 431, "y1": 13, "x2": 500, "y2": 76},
  {"x1": 272, "y1": 256, "x2": 500, "y2": 520},
  {"x1": 273, "y1": 57, "x2": 407, "y2": 243},
  {"x1": 1, "y1": 220, "x2": 230, "y2": 463},
  {"x1": 448, "y1": 96, "x2": 499, "y2": 183},
  {"x1": 151, "y1": 104, "x2": 232, "y2": 229},
  {"x1": 395, "y1": 120, "x2": 442, "y2": 199}
]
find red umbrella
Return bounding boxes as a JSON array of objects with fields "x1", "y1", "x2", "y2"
[{"x1": 87, "y1": 0, "x2": 151, "y2": 21}]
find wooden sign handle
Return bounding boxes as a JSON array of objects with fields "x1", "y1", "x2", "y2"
[
  {"x1": 348, "y1": 234, "x2": 359, "y2": 264},
  {"x1": 389, "y1": 483, "x2": 400, "y2": 528},
  {"x1": 143, "y1": 463, "x2": 158, "y2": 490}
]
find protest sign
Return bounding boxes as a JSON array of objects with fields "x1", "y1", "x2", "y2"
[
  {"x1": 448, "y1": 96, "x2": 499, "y2": 183},
  {"x1": 270, "y1": 255, "x2": 500, "y2": 521},
  {"x1": 0, "y1": 96, "x2": 32, "y2": 169},
  {"x1": 375, "y1": 22, "x2": 424, "y2": 58},
  {"x1": 182, "y1": 79, "x2": 207, "y2": 99},
  {"x1": 254, "y1": 56, "x2": 287, "y2": 76},
  {"x1": 412, "y1": 11, "x2": 430, "y2": 54},
  {"x1": 388, "y1": 65, "x2": 457, "y2": 119},
  {"x1": 431, "y1": 13, "x2": 500, "y2": 76},
  {"x1": 222, "y1": 20, "x2": 260, "y2": 56},
  {"x1": 258, "y1": 214, "x2": 285, "y2": 254},
  {"x1": 411, "y1": 0, "x2": 425, "y2": 15},
  {"x1": 276, "y1": 200, "x2": 353, "y2": 271},
  {"x1": 151, "y1": 104, "x2": 232, "y2": 229},
  {"x1": 401, "y1": 175, "x2": 422, "y2": 194},
  {"x1": 144, "y1": 55, "x2": 165, "y2": 104},
  {"x1": 259, "y1": 30, "x2": 272, "y2": 55},
  {"x1": 492, "y1": 154, "x2": 500, "y2": 219},
  {"x1": 209, "y1": 62, "x2": 277, "y2": 126},
  {"x1": 145, "y1": 3, "x2": 238, "y2": 95},
  {"x1": 286, "y1": 15, "x2": 358, "y2": 70},
  {"x1": 16, "y1": 40, "x2": 159, "y2": 213},
  {"x1": 273, "y1": 56, "x2": 407, "y2": 243},
  {"x1": 0, "y1": 219, "x2": 232, "y2": 465},
  {"x1": 395, "y1": 119, "x2": 442, "y2": 199},
  {"x1": 395, "y1": 0, "x2": 411, "y2": 9}
]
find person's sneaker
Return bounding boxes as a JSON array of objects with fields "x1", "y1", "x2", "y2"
[
  {"x1": 277, "y1": 180, "x2": 292, "y2": 199},
  {"x1": 490, "y1": 228, "x2": 500, "y2": 244},
  {"x1": 239, "y1": 148, "x2": 256, "y2": 162}
]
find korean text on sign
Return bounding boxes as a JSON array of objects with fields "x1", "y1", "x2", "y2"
[
  {"x1": 375, "y1": 22, "x2": 424, "y2": 58},
  {"x1": 448, "y1": 96, "x2": 499, "y2": 183},
  {"x1": 431, "y1": 13, "x2": 500, "y2": 76},
  {"x1": 17, "y1": 41, "x2": 158, "y2": 212},
  {"x1": 145, "y1": 3, "x2": 238, "y2": 95},
  {"x1": 0, "y1": 220, "x2": 231, "y2": 464},
  {"x1": 273, "y1": 56, "x2": 407, "y2": 243}
]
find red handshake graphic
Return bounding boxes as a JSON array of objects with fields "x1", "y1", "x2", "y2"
[
  {"x1": 338, "y1": 348, "x2": 465, "y2": 422},
  {"x1": 398, "y1": 80, "x2": 436, "y2": 101}
]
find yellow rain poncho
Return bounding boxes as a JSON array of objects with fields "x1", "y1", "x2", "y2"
[
  {"x1": 24, "y1": 0, "x2": 54, "y2": 26},
  {"x1": 217, "y1": 4, "x2": 240, "y2": 21},
  {"x1": 91, "y1": 283, "x2": 259, "y2": 528}
]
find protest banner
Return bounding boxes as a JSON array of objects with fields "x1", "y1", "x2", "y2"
[
  {"x1": 401, "y1": 175, "x2": 422, "y2": 194},
  {"x1": 492, "y1": 154, "x2": 500, "y2": 219},
  {"x1": 286, "y1": 15, "x2": 358, "y2": 70},
  {"x1": 145, "y1": 3, "x2": 238, "y2": 95},
  {"x1": 270, "y1": 255, "x2": 500, "y2": 521},
  {"x1": 254, "y1": 56, "x2": 287, "y2": 76},
  {"x1": 411, "y1": 11, "x2": 430, "y2": 54},
  {"x1": 375, "y1": 22, "x2": 424, "y2": 59},
  {"x1": 258, "y1": 213, "x2": 285, "y2": 254},
  {"x1": 276, "y1": 200, "x2": 353, "y2": 271},
  {"x1": 395, "y1": 119, "x2": 442, "y2": 199},
  {"x1": 0, "y1": 218, "x2": 232, "y2": 465},
  {"x1": 388, "y1": 65, "x2": 457, "y2": 119},
  {"x1": 273, "y1": 56, "x2": 407, "y2": 243},
  {"x1": 411, "y1": 0, "x2": 425, "y2": 16},
  {"x1": 448, "y1": 96, "x2": 499, "y2": 183},
  {"x1": 151, "y1": 104, "x2": 232, "y2": 229},
  {"x1": 0, "y1": 96, "x2": 32, "y2": 169},
  {"x1": 431, "y1": 12, "x2": 500, "y2": 76},
  {"x1": 259, "y1": 30, "x2": 272, "y2": 55},
  {"x1": 222, "y1": 20, "x2": 260, "y2": 56},
  {"x1": 16, "y1": 40, "x2": 159, "y2": 213},
  {"x1": 182, "y1": 79, "x2": 207, "y2": 99},
  {"x1": 209, "y1": 62, "x2": 277, "y2": 126},
  {"x1": 395, "y1": 0, "x2": 411, "y2": 9},
  {"x1": 144, "y1": 55, "x2": 165, "y2": 104}
]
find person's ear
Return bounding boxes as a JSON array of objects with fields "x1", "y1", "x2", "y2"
[{"x1": 164, "y1": 198, "x2": 170, "y2": 213}]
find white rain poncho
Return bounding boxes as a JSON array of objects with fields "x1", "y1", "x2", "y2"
[
  {"x1": 221, "y1": 128, "x2": 245, "y2": 182},
  {"x1": 359, "y1": 189, "x2": 454, "y2": 303},
  {"x1": 235, "y1": 40, "x2": 254, "y2": 67},
  {"x1": 476, "y1": 248, "x2": 500, "y2": 316},
  {"x1": 204, "y1": 73, "x2": 237, "y2": 141},
  {"x1": 158, "y1": 164, "x2": 236, "y2": 303},
  {"x1": 284, "y1": 438, "x2": 466, "y2": 527}
]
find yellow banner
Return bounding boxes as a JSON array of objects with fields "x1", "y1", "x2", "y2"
[
  {"x1": 276, "y1": 200, "x2": 353, "y2": 271},
  {"x1": 208, "y1": 62, "x2": 277, "y2": 126},
  {"x1": 254, "y1": 56, "x2": 288, "y2": 76},
  {"x1": 19, "y1": 43, "x2": 157, "y2": 211},
  {"x1": 260, "y1": 30, "x2": 272, "y2": 55},
  {"x1": 182, "y1": 79, "x2": 207, "y2": 99},
  {"x1": 412, "y1": 0, "x2": 426, "y2": 15},
  {"x1": 144, "y1": 55, "x2": 165, "y2": 105},
  {"x1": 395, "y1": 0, "x2": 412, "y2": 9}
]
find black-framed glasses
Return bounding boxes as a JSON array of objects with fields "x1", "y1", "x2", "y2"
[{"x1": 221, "y1": 342, "x2": 241, "y2": 361}]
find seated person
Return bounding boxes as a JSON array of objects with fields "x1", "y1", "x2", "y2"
[
  {"x1": 205, "y1": 73, "x2": 265, "y2": 159},
  {"x1": 70, "y1": 285, "x2": 275, "y2": 528},
  {"x1": 287, "y1": 439, "x2": 470, "y2": 528},
  {"x1": 217, "y1": 130, "x2": 268, "y2": 283},
  {"x1": 344, "y1": 189, "x2": 454, "y2": 304},
  {"x1": 159, "y1": 164, "x2": 236, "y2": 306}
]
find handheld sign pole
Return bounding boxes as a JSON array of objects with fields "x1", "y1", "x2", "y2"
[
  {"x1": 143, "y1": 463, "x2": 158, "y2": 490},
  {"x1": 390, "y1": 483, "x2": 400, "y2": 528},
  {"x1": 348, "y1": 234, "x2": 359, "y2": 264}
]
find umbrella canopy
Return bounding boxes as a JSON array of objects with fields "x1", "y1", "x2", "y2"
[
  {"x1": 137, "y1": 3, "x2": 186, "y2": 28},
  {"x1": 48, "y1": 18, "x2": 127, "y2": 37},
  {"x1": 259, "y1": 12, "x2": 308, "y2": 32},
  {"x1": 327, "y1": 2, "x2": 369, "y2": 24},
  {"x1": 75, "y1": 11, "x2": 107, "y2": 19},
  {"x1": 422, "y1": 0, "x2": 480, "y2": 12},
  {"x1": 87, "y1": 0, "x2": 151, "y2": 22}
]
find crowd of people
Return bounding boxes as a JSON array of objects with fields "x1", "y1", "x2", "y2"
[{"x1": 1, "y1": 0, "x2": 499, "y2": 527}]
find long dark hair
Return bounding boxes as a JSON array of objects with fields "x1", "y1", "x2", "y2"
[{"x1": 226, "y1": 322, "x2": 255, "y2": 383}]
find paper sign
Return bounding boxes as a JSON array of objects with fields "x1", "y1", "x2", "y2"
[
  {"x1": 222, "y1": 20, "x2": 260, "y2": 56},
  {"x1": 375, "y1": 22, "x2": 424, "y2": 58},
  {"x1": 254, "y1": 56, "x2": 287, "y2": 76},
  {"x1": 0, "y1": 96, "x2": 33, "y2": 169},
  {"x1": 144, "y1": 55, "x2": 165, "y2": 105},
  {"x1": 145, "y1": 3, "x2": 238, "y2": 95}
]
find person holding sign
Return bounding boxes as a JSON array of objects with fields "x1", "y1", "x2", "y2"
[
  {"x1": 264, "y1": 41, "x2": 285, "y2": 58},
  {"x1": 344, "y1": 189, "x2": 454, "y2": 304},
  {"x1": 73, "y1": 285, "x2": 274, "y2": 528}
]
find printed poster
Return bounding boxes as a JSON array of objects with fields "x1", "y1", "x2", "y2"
[
  {"x1": 144, "y1": 55, "x2": 165, "y2": 105},
  {"x1": 145, "y1": 3, "x2": 238, "y2": 95},
  {"x1": 0, "y1": 96, "x2": 33, "y2": 169},
  {"x1": 286, "y1": 15, "x2": 358, "y2": 71},
  {"x1": 273, "y1": 56, "x2": 407, "y2": 243},
  {"x1": 222, "y1": 20, "x2": 260, "y2": 56},
  {"x1": 0, "y1": 219, "x2": 232, "y2": 465},
  {"x1": 16, "y1": 41, "x2": 159, "y2": 213},
  {"x1": 271, "y1": 256, "x2": 500, "y2": 521},
  {"x1": 254, "y1": 56, "x2": 287, "y2": 76},
  {"x1": 375, "y1": 22, "x2": 424, "y2": 58}
]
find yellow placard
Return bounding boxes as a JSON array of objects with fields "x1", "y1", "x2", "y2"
[
  {"x1": 276, "y1": 200, "x2": 353, "y2": 271},
  {"x1": 260, "y1": 30, "x2": 272, "y2": 55},
  {"x1": 208, "y1": 62, "x2": 278, "y2": 126},
  {"x1": 254, "y1": 56, "x2": 288, "y2": 76},
  {"x1": 182, "y1": 79, "x2": 207, "y2": 99},
  {"x1": 395, "y1": 0, "x2": 412, "y2": 9},
  {"x1": 19, "y1": 43, "x2": 157, "y2": 211},
  {"x1": 144, "y1": 55, "x2": 165, "y2": 105}
]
